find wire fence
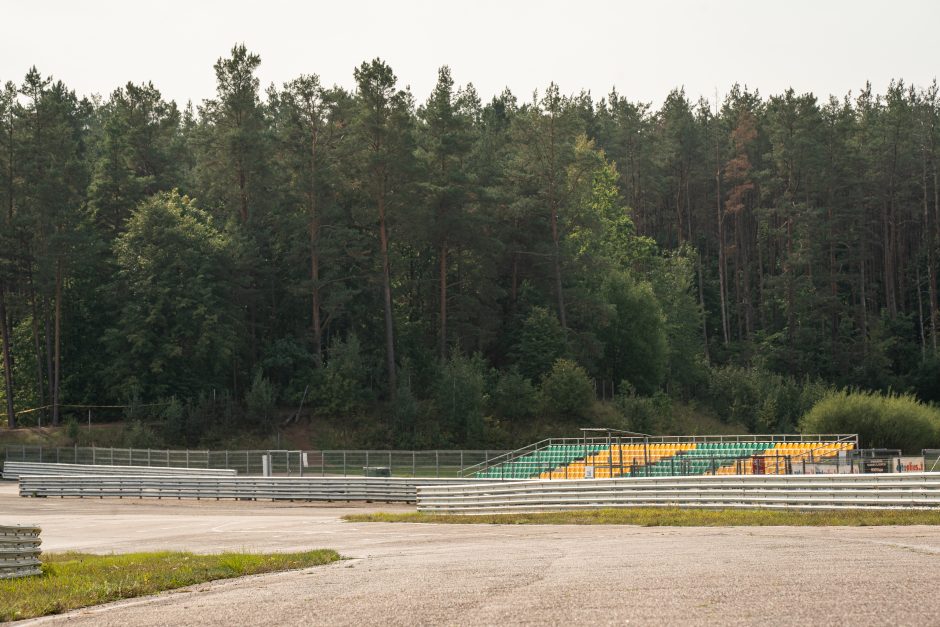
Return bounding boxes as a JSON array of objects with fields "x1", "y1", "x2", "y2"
[{"x1": 1, "y1": 446, "x2": 510, "y2": 477}]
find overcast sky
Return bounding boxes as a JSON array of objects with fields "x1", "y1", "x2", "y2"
[{"x1": 2, "y1": 0, "x2": 938, "y2": 107}]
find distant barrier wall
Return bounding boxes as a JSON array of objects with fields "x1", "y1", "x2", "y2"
[{"x1": 417, "y1": 473, "x2": 940, "y2": 513}]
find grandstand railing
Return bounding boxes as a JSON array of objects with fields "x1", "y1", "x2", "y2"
[{"x1": 460, "y1": 434, "x2": 859, "y2": 479}]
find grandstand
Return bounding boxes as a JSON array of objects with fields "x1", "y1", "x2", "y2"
[{"x1": 464, "y1": 432, "x2": 857, "y2": 480}]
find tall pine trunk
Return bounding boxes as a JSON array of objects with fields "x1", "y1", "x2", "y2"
[
  {"x1": 378, "y1": 192, "x2": 396, "y2": 395},
  {"x1": 439, "y1": 242, "x2": 447, "y2": 361},
  {"x1": 52, "y1": 259, "x2": 62, "y2": 426},
  {"x1": 309, "y1": 126, "x2": 323, "y2": 367},
  {"x1": 0, "y1": 286, "x2": 15, "y2": 428}
]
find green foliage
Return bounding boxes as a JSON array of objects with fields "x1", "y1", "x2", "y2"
[
  {"x1": 64, "y1": 417, "x2": 79, "y2": 443},
  {"x1": 122, "y1": 419, "x2": 160, "y2": 448},
  {"x1": 2, "y1": 56, "x2": 940, "y2": 449},
  {"x1": 615, "y1": 388, "x2": 674, "y2": 435},
  {"x1": 539, "y1": 358, "x2": 594, "y2": 419},
  {"x1": 707, "y1": 366, "x2": 829, "y2": 432},
  {"x1": 433, "y1": 352, "x2": 488, "y2": 446},
  {"x1": 800, "y1": 390, "x2": 940, "y2": 452},
  {"x1": 598, "y1": 272, "x2": 668, "y2": 395},
  {"x1": 489, "y1": 367, "x2": 538, "y2": 421},
  {"x1": 245, "y1": 370, "x2": 277, "y2": 426},
  {"x1": 509, "y1": 307, "x2": 567, "y2": 381},
  {"x1": 104, "y1": 191, "x2": 238, "y2": 400},
  {"x1": 314, "y1": 334, "x2": 371, "y2": 417}
]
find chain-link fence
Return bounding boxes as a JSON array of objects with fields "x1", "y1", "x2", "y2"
[{"x1": 1, "y1": 446, "x2": 509, "y2": 477}]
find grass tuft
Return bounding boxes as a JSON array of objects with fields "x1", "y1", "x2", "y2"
[
  {"x1": 0, "y1": 549, "x2": 340, "y2": 622},
  {"x1": 343, "y1": 508, "x2": 940, "y2": 527}
]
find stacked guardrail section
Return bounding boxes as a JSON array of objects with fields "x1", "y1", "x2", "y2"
[
  {"x1": 0, "y1": 525, "x2": 41, "y2": 579},
  {"x1": 3, "y1": 462, "x2": 237, "y2": 480},
  {"x1": 417, "y1": 473, "x2": 940, "y2": 513},
  {"x1": 17, "y1": 475, "x2": 509, "y2": 503}
]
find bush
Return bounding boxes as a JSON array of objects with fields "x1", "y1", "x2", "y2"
[
  {"x1": 539, "y1": 358, "x2": 594, "y2": 419},
  {"x1": 314, "y1": 334, "x2": 371, "y2": 417},
  {"x1": 615, "y1": 388, "x2": 674, "y2": 435},
  {"x1": 706, "y1": 366, "x2": 829, "y2": 432},
  {"x1": 509, "y1": 307, "x2": 567, "y2": 381},
  {"x1": 800, "y1": 390, "x2": 940, "y2": 452},
  {"x1": 489, "y1": 367, "x2": 538, "y2": 421},
  {"x1": 65, "y1": 417, "x2": 80, "y2": 443},
  {"x1": 598, "y1": 272, "x2": 668, "y2": 395},
  {"x1": 433, "y1": 352, "x2": 488, "y2": 446},
  {"x1": 245, "y1": 370, "x2": 277, "y2": 426}
]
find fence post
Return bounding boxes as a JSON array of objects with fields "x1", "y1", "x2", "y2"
[
  {"x1": 343, "y1": 451, "x2": 347, "y2": 477},
  {"x1": 412, "y1": 451, "x2": 416, "y2": 477},
  {"x1": 321, "y1": 451, "x2": 324, "y2": 477},
  {"x1": 92, "y1": 445, "x2": 96, "y2": 465},
  {"x1": 245, "y1": 451, "x2": 249, "y2": 475},
  {"x1": 388, "y1": 451, "x2": 392, "y2": 476},
  {"x1": 436, "y1": 450, "x2": 440, "y2": 478},
  {"x1": 460, "y1": 451, "x2": 464, "y2": 476}
]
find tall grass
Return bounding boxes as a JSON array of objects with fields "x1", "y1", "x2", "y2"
[{"x1": 800, "y1": 390, "x2": 940, "y2": 452}]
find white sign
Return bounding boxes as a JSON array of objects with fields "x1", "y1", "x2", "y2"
[
  {"x1": 302, "y1": 452, "x2": 309, "y2": 467},
  {"x1": 584, "y1": 466, "x2": 595, "y2": 479},
  {"x1": 893, "y1": 457, "x2": 925, "y2": 472}
]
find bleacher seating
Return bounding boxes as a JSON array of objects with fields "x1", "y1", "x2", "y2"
[
  {"x1": 714, "y1": 441, "x2": 854, "y2": 475},
  {"x1": 474, "y1": 444, "x2": 606, "y2": 479},
  {"x1": 474, "y1": 437, "x2": 856, "y2": 480}
]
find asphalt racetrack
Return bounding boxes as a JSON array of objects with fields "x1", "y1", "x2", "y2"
[{"x1": 3, "y1": 482, "x2": 940, "y2": 626}]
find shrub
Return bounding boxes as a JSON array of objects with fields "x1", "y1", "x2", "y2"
[
  {"x1": 433, "y1": 352, "x2": 488, "y2": 446},
  {"x1": 65, "y1": 417, "x2": 80, "y2": 443},
  {"x1": 315, "y1": 334, "x2": 371, "y2": 416},
  {"x1": 245, "y1": 370, "x2": 277, "y2": 426},
  {"x1": 706, "y1": 366, "x2": 829, "y2": 432},
  {"x1": 598, "y1": 272, "x2": 668, "y2": 395},
  {"x1": 800, "y1": 390, "x2": 940, "y2": 452},
  {"x1": 615, "y1": 388, "x2": 674, "y2": 435},
  {"x1": 490, "y1": 367, "x2": 538, "y2": 421},
  {"x1": 509, "y1": 307, "x2": 567, "y2": 381},
  {"x1": 539, "y1": 358, "x2": 594, "y2": 419}
]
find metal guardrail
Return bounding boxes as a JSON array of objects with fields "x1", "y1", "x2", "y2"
[
  {"x1": 17, "y1": 476, "x2": 515, "y2": 503},
  {"x1": 416, "y1": 473, "x2": 940, "y2": 513},
  {"x1": 0, "y1": 525, "x2": 42, "y2": 579},
  {"x1": 2, "y1": 461, "x2": 238, "y2": 480}
]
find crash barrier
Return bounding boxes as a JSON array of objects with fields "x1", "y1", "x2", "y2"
[
  {"x1": 416, "y1": 472, "x2": 940, "y2": 513},
  {"x1": 4, "y1": 446, "x2": 509, "y2": 477},
  {"x1": 17, "y1": 476, "x2": 513, "y2": 503},
  {"x1": 0, "y1": 525, "x2": 42, "y2": 579},
  {"x1": 2, "y1": 461, "x2": 237, "y2": 480}
]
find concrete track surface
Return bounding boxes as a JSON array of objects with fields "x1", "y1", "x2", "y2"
[{"x1": 3, "y1": 482, "x2": 940, "y2": 626}]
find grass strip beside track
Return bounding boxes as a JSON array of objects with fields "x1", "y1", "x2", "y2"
[
  {"x1": 343, "y1": 508, "x2": 940, "y2": 526},
  {"x1": 0, "y1": 550, "x2": 340, "y2": 622}
]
